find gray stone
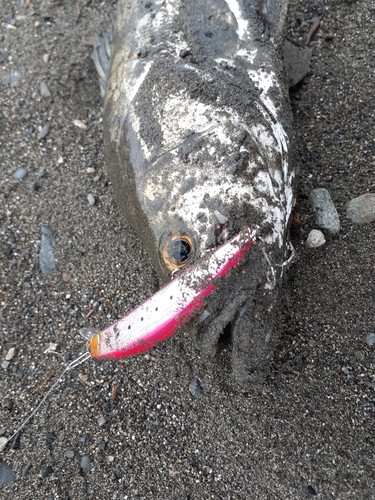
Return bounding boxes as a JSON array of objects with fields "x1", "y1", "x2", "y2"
[
  {"x1": 365, "y1": 332, "x2": 375, "y2": 346},
  {"x1": 189, "y1": 376, "x2": 204, "y2": 398},
  {"x1": 309, "y1": 188, "x2": 340, "y2": 234},
  {"x1": 38, "y1": 124, "x2": 50, "y2": 140},
  {"x1": 14, "y1": 168, "x2": 28, "y2": 180},
  {"x1": 0, "y1": 462, "x2": 16, "y2": 485},
  {"x1": 80, "y1": 455, "x2": 90, "y2": 470},
  {"x1": 40, "y1": 466, "x2": 53, "y2": 477},
  {"x1": 98, "y1": 415, "x2": 106, "y2": 427},
  {"x1": 5, "y1": 347, "x2": 15, "y2": 361},
  {"x1": 40, "y1": 228, "x2": 56, "y2": 274},
  {"x1": 283, "y1": 41, "x2": 312, "y2": 87},
  {"x1": 87, "y1": 193, "x2": 96, "y2": 206},
  {"x1": 65, "y1": 450, "x2": 75, "y2": 459},
  {"x1": 346, "y1": 193, "x2": 375, "y2": 224},
  {"x1": 1, "y1": 360, "x2": 10, "y2": 370},
  {"x1": 40, "y1": 81, "x2": 51, "y2": 98}
]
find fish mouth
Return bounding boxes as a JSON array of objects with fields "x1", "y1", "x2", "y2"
[{"x1": 87, "y1": 227, "x2": 257, "y2": 359}]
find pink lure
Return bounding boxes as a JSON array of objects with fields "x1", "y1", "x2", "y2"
[{"x1": 87, "y1": 227, "x2": 256, "y2": 359}]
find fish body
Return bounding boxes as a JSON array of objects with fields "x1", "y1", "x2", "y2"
[{"x1": 93, "y1": 0, "x2": 295, "y2": 387}]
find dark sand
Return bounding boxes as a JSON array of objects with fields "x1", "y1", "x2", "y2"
[{"x1": 1, "y1": 0, "x2": 375, "y2": 498}]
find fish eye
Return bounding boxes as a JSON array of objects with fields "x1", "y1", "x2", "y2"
[{"x1": 161, "y1": 230, "x2": 194, "y2": 271}]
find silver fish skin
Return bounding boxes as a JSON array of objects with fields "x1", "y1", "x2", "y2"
[{"x1": 98, "y1": 0, "x2": 295, "y2": 388}]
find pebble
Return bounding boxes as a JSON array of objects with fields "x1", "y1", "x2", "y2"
[
  {"x1": 45, "y1": 432, "x2": 55, "y2": 442},
  {"x1": 38, "y1": 170, "x2": 47, "y2": 178},
  {"x1": 5, "y1": 348, "x2": 15, "y2": 361},
  {"x1": 40, "y1": 466, "x2": 53, "y2": 478},
  {"x1": 87, "y1": 167, "x2": 96, "y2": 174},
  {"x1": 1, "y1": 360, "x2": 10, "y2": 370},
  {"x1": 43, "y1": 54, "x2": 49, "y2": 64},
  {"x1": 38, "y1": 124, "x2": 50, "y2": 140},
  {"x1": 365, "y1": 332, "x2": 375, "y2": 346},
  {"x1": 79, "y1": 373, "x2": 88, "y2": 383},
  {"x1": 13, "y1": 168, "x2": 28, "y2": 180},
  {"x1": 0, "y1": 438, "x2": 7, "y2": 452},
  {"x1": 309, "y1": 188, "x2": 340, "y2": 234},
  {"x1": 0, "y1": 462, "x2": 16, "y2": 485},
  {"x1": 98, "y1": 415, "x2": 106, "y2": 427},
  {"x1": 22, "y1": 462, "x2": 32, "y2": 477},
  {"x1": 65, "y1": 450, "x2": 75, "y2": 459},
  {"x1": 40, "y1": 228, "x2": 55, "y2": 274},
  {"x1": 40, "y1": 81, "x2": 51, "y2": 98},
  {"x1": 346, "y1": 193, "x2": 375, "y2": 224},
  {"x1": 87, "y1": 193, "x2": 96, "y2": 206},
  {"x1": 73, "y1": 119, "x2": 88, "y2": 130},
  {"x1": 99, "y1": 442, "x2": 106, "y2": 451},
  {"x1": 189, "y1": 376, "x2": 204, "y2": 398},
  {"x1": 305, "y1": 229, "x2": 325, "y2": 248},
  {"x1": 107, "y1": 455, "x2": 115, "y2": 463},
  {"x1": 80, "y1": 455, "x2": 90, "y2": 470},
  {"x1": 11, "y1": 431, "x2": 21, "y2": 449},
  {"x1": 30, "y1": 181, "x2": 38, "y2": 192}
]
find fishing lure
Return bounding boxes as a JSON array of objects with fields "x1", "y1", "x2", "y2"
[{"x1": 87, "y1": 227, "x2": 257, "y2": 359}]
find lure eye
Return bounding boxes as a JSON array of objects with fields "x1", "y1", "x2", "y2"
[{"x1": 161, "y1": 230, "x2": 194, "y2": 271}]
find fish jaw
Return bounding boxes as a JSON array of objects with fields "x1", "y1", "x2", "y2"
[{"x1": 88, "y1": 227, "x2": 256, "y2": 359}]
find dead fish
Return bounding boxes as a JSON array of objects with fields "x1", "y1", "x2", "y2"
[{"x1": 91, "y1": 0, "x2": 298, "y2": 388}]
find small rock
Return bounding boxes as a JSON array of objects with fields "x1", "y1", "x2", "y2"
[
  {"x1": 342, "y1": 366, "x2": 350, "y2": 375},
  {"x1": 38, "y1": 124, "x2": 50, "y2": 140},
  {"x1": 87, "y1": 193, "x2": 96, "y2": 206},
  {"x1": 62, "y1": 272, "x2": 71, "y2": 283},
  {"x1": 57, "y1": 156, "x2": 64, "y2": 164},
  {"x1": 346, "y1": 194, "x2": 375, "y2": 224},
  {"x1": 5, "y1": 348, "x2": 15, "y2": 361},
  {"x1": 107, "y1": 455, "x2": 115, "y2": 463},
  {"x1": 80, "y1": 455, "x2": 90, "y2": 470},
  {"x1": 65, "y1": 450, "x2": 75, "y2": 459},
  {"x1": 0, "y1": 438, "x2": 8, "y2": 452},
  {"x1": 43, "y1": 54, "x2": 49, "y2": 64},
  {"x1": 310, "y1": 188, "x2": 340, "y2": 234},
  {"x1": 99, "y1": 442, "x2": 106, "y2": 451},
  {"x1": 22, "y1": 462, "x2": 32, "y2": 477},
  {"x1": 0, "y1": 462, "x2": 16, "y2": 485},
  {"x1": 30, "y1": 181, "x2": 38, "y2": 192},
  {"x1": 38, "y1": 170, "x2": 47, "y2": 178},
  {"x1": 365, "y1": 332, "x2": 375, "y2": 346},
  {"x1": 79, "y1": 373, "x2": 88, "y2": 383},
  {"x1": 44, "y1": 343, "x2": 57, "y2": 353},
  {"x1": 87, "y1": 167, "x2": 96, "y2": 174},
  {"x1": 214, "y1": 210, "x2": 228, "y2": 224},
  {"x1": 40, "y1": 466, "x2": 54, "y2": 477},
  {"x1": 13, "y1": 168, "x2": 28, "y2": 180},
  {"x1": 303, "y1": 485, "x2": 317, "y2": 496},
  {"x1": 73, "y1": 119, "x2": 87, "y2": 130},
  {"x1": 3, "y1": 71, "x2": 22, "y2": 88},
  {"x1": 305, "y1": 229, "x2": 325, "y2": 248},
  {"x1": 11, "y1": 431, "x2": 21, "y2": 449},
  {"x1": 40, "y1": 81, "x2": 51, "y2": 98},
  {"x1": 98, "y1": 416, "x2": 106, "y2": 427},
  {"x1": 1, "y1": 360, "x2": 10, "y2": 370},
  {"x1": 45, "y1": 432, "x2": 55, "y2": 442},
  {"x1": 189, "y1": 376, "x2": 204, "y2": 398},
  {"x1": 40, "y1": 228, "x2": 55, "y2": 274}
]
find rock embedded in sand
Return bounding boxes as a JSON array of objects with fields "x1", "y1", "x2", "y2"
[
  {"x1": 14, "y1": 168, "x2": 28, "y2": 180},
  {"x1": 365, "y1": 332, "x2": 375, "y2": 346},
  {"x1": 305, "y1": 229, "x2": 326, "y2": 248},
  {"x1": 310, "y1": 188, "x2": 340, "y2": 234},
  {"x1": 189, "y1": 377, "x2": 204, "y2": 398},
  {"x1": 346, "y1": 193, "x2": 375, "y2": 224},
  {"x1": 40, "y1": 81, "x2": 51, "y2": 98}
]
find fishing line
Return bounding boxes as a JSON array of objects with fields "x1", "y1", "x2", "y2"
[{"x1": 6, "y1": 351, "x2": 91, "y2": 446}]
